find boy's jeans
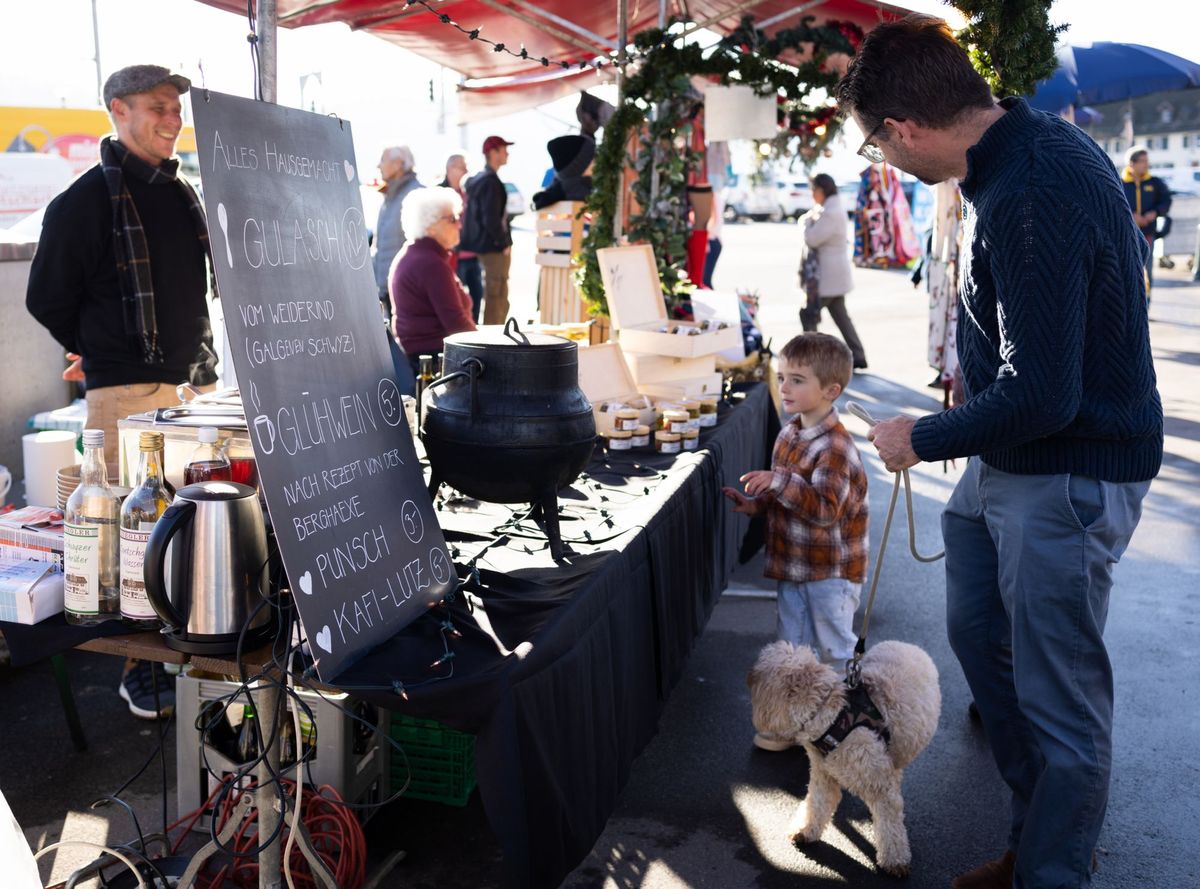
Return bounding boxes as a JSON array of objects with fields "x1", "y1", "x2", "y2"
[
  {"x1": 943, "y1": 459, "x2": 1149, "y2": 889},
  {"x1": 777, "y1": 578, "x2": 862, "y2": 665}
]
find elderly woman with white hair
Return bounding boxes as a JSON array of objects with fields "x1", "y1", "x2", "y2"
[{"x1": 388, "y1": 187, "x2": 476, "y2": 375}]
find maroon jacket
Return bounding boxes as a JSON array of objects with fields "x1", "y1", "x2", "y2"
[{"x1": 388, "y1": 236, "x2": 476, "y2": 355}]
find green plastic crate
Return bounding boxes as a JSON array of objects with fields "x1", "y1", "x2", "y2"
[{"x1": 388, "y1": 714, "x2": 477, "y2": 807}]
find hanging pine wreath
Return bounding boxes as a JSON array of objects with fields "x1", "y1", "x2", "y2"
[
  {"x1": 577, "y1": 16, "x2": 862, "y2": 315},
  {"x1": 952, "y1": 0, "x2": 1065, "y2": 97}
]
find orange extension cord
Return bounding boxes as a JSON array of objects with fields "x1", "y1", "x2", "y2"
[{"x1": 167, "y1": 779, "x2": 367, "y2": 889}]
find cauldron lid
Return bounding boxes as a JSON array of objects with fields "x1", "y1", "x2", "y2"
[{"x1": 446, "y1": 318, "x2": 573, "y2": 351}]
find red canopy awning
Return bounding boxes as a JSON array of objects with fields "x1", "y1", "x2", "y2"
[{"x1": 199, "y1": 0, "x2": 910, "y2": 81}]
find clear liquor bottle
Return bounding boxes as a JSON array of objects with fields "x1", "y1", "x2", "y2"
[
  {"x1": 63, "y1": 429, "x2": 121, "y2": 625},
  {"x1": 120, "y1": 431, "x2": 172, "y2": 629}
]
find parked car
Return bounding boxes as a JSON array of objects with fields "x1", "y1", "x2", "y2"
[
  {"x1": 776, "y1": 179, "x2": 814, "y2": 219},
  {"x1": 723, "y1": 174, "x2": 782, "y2": 222},
  {"x1": 504, "y1": 181, "x2": 526, "y2": 218}
]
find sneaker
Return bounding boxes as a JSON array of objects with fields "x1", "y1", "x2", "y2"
[
  {"x1": 951, "y1": 850, "x2": 1015, "y2": 889},
  {"x1": 118, "y1": 660, "x2": 176, "y2": 720},
  {"x1": 753, "y1": 732, "x2": 793, "y2": 752}
]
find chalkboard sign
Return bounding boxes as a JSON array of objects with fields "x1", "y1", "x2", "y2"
[{"x1": 192, "y1": 91, "x2": 454, "y2": 681}]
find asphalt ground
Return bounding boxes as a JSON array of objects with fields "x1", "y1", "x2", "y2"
[{"x1": 3, "y1": 220, "x2": 1198, "y2": 888}]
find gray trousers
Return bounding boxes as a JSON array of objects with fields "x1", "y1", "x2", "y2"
[
  {"x1": 800, "y1": 295, "x2": 867, "y2": 366},
  {"x1": 943, "y1": 459, "x2": 1149, "y2": 888}
]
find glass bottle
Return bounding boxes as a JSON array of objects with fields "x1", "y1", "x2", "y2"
[
  {"x1": 63, "y1": 429, "x2": 121, "y2": 625},
  {"x1": 184, "y1": 426, "x2": 232, "y2": 485},
  {"x1": 236, "y1": 703, "x2": 260, "y2": 763},
  {"x1": 119, "y1": 431, "x2": 172, "y2": 629},
  {"x1": 415, "y1": 354, "x2": 435, "y2": 404}
]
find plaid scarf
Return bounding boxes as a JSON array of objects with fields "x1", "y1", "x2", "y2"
[{"x1": 99, "y1": 136, "x2": 212, "y2": 365}]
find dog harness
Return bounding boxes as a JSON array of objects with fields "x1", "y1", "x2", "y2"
[{"x1": 812, "y1": 681, "x2": 891, "y2": 756}]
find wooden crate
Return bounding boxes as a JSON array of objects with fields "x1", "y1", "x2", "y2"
[{"x1": 536, "y1": 200, "x2": 588, "y2": 324}]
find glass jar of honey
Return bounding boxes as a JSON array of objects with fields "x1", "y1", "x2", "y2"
[
  {"x1": 682, "y1": 429, "x2": 700, "y2": 451},
  {"x1": 654, "y1": 431, "x2": 682, "y2": 454},
  {"x1": 660, "y1": 410, "x2": 689, "y2": 434},
  {"x1": 604, "y1": 429, "x2": 634, "y2": 451},
  {"x1": 698, "y1": 397, "x2": 719, "y2": 427},
  {"x1": 615, "y1": 408, "x2": 640, "y2": 432},
  {"x1": 630, "y1": 425, "x2": 651, "y2": 448}
]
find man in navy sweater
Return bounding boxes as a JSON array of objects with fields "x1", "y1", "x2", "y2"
[{"x1": 836, "y1": 16, "x2": 1162, "y2": 889}]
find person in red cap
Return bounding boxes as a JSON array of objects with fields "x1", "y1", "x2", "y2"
[{"x1": 460, "y1": 135, "x2": 514, "y2": 324}]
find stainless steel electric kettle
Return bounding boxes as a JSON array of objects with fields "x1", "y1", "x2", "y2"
[{"x1": 144, "y1": 481, "x2": 272, "y2": 654}]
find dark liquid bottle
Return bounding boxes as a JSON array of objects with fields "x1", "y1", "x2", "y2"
[{"x1": 185, "y1": 427, "x2": 232, "y2": 486}]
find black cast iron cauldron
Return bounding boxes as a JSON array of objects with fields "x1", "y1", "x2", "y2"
[{"x1": 422, "y1": 318, "x2": 596, "y2": 560}]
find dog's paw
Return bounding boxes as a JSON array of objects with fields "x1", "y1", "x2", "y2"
[
  {"x1": 788, "y1": 824, "x2": 825, "y2": 846},
  {"x1": 878, "y1": 859, "x2": 911, "y2": 878}
]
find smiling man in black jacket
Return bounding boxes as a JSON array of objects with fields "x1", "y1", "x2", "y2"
[{"x1": 26, "y1": 63, "x2": 217, "y2": 721}]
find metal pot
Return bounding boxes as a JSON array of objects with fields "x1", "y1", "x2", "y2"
[{"x1": 422, "y1": 319, "x2": 595, "y2": 558}]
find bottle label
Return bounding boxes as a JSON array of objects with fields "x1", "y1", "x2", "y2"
[
  {"x1": 64, "y1": 523, "x2": 100, "y2": 615},
  {"x1": 119, "y1": 527, "x2": 155, "y2": 619}
]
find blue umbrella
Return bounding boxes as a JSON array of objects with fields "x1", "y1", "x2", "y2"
[{"x1": 1029, "y1": 42, "x2": 1200, "y2": 112}]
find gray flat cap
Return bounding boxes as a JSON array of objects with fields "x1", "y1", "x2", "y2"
[{"x1": 103, "y1": 65, "x2": 191, "y2": 106}]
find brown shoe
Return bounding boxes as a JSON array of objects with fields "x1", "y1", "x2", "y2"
[{"x1": 951, "y1": 850, "x2": 1015, "y2": 889}]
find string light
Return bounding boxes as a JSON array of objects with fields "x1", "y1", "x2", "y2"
[{"x1": 402, "y1": 0, "x2": 630, "y2": 72}]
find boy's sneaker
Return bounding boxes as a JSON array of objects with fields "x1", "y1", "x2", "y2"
[
  {"x1": 118, "y1": 660, "x2": 176, "y2": 720},
  {"x1": 753, "y1": 732, "x2": 793, "y2": 752}
]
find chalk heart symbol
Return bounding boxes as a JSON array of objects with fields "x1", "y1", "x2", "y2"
[
  {"x1": 298, "y1": 570, "x2": 313, "y2": 595},
  {"x1": 315, "y1": 625, "x2": 333, "y2": 654},
  {"x1": 344, "y1": 159, "x2": 355, "y2": 182}
]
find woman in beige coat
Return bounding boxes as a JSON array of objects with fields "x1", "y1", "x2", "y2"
[{"x1": 799, "y1": 173, "x2": 868, "y2": 369}]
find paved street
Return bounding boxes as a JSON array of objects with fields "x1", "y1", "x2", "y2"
[{"x1": 3, "y1": 220, "x2": 1198, "y2": 887}]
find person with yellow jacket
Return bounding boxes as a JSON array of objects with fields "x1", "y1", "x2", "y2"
[{"x1": 1121, "y1": 147, "x2": 1171, "y2": 293}]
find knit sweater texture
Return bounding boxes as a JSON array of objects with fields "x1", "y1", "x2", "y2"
[{"x1": 910, "y1": 98, "x2": 1163, "y2": 483}]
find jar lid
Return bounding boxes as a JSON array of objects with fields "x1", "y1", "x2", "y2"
[
  {"x1": 616, "y1": 408, "x2": 639, "y2": 418},
  {"x1": 656, "y1": 431, "x2": 681, "y2": 441},
  {"x1": 663, "y1": 410, "x2": 689, "y2": 421},
  {"x1": 683, "y1": 429, "x2": 699, "y2": 438},
  {"x1": 634, "y1": 424, "x2": 650, "y2": 435},
  {"x1": 607, "y1": 429, "x2": 633, "y2": 439}
]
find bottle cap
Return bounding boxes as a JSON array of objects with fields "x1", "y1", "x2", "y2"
[
  {"x1": 198, "y1": 427, "x2": 218, "y2": 444},
  {"x1": 82, "y1": 428, "x2": 104, "y2": 448},
  {"x1": 139, "y1": 431, "x2": 165, "y2": 451}
]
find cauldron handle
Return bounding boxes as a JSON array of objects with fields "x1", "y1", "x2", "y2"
[
  {"x1": 463, "y1": 357, "x2": 484, "y2": 420},
  {"x1": 503, "y1": 317, "x2": 530, "y2": 346},
  {"x1": 423, "y1": 357, "x2": 485, "y2": 422}
]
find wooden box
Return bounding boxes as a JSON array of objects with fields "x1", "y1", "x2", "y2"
[
  {"x1": 623, "y1": 352, "x2": 716, "y2": 384},
  {"x1": 577, "y1": 342, "x2": 657, "y2": 435},
  {"x1": 597, "y1": 244, "x2": 742, "y2": 359},
  {"x1": 638, "y1": 373, "x2": 725, "y2": 401}
]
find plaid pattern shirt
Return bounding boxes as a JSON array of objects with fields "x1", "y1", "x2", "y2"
[{"x1": 760, "y1": 408, "x2": 869, "y2": 583}]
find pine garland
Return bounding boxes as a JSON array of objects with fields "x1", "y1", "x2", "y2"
[
  {"x1": 951, "y1": 0, "x2": 1066, "y2": 97},
  {"x1": 577, "y1": 16, "x2": 860, "y2": 315}
]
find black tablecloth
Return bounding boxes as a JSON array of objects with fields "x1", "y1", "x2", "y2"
[{"x1": 2, "y1": 383, "x2": 777, "y2": 889}]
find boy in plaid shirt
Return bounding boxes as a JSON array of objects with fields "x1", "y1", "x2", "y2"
[{"x1": 724, "y1": 333, "x2": 869, "y2": 750}]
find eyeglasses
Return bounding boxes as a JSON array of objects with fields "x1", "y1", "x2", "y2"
[
  {"x1": 856, "y1": 119, "x2": 887, "y2": 164},
  {"x1": 440, "y1": 213, "x2": 462, "y2": 225}
]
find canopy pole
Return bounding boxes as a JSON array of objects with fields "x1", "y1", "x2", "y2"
[
  {"x1": 612, "y1": 0, "x2": 628, "y2": 242},
  {"x1": 257, "y1": 0, "x2": 278, "y2": 102}
]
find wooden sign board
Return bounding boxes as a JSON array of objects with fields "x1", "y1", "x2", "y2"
[{"x1": 192, "y1": 90, "x2": 454, "y2": 681}]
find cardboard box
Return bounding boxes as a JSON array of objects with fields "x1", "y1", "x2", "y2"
[
  {"x1": 598, "y1": 245, "x2": 742, "y2": 359},
  {"x1": 622, "y1": 352, "x2": 716, "y2": 384},
  {"x1": 638, "y1": 373, "x2": 726, "y2": 401},
  {"x1": 577, "y1": 342, "x2": 657, "y2": 434},
  {"x1": 0, "y1": 560, "x2": 62, "y2": 624}
]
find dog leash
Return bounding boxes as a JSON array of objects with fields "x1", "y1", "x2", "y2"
[{"x1": 843, "y1": 401, "x2": 945, "y2": 688}]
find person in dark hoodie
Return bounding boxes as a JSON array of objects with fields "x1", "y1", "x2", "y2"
[{"x1": 532, "y1": 135, "x2": 595, "y2": 210}]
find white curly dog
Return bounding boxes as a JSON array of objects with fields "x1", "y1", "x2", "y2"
[{"x1": 748, "y1": 640, "x2": 941, "y2": 876}]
